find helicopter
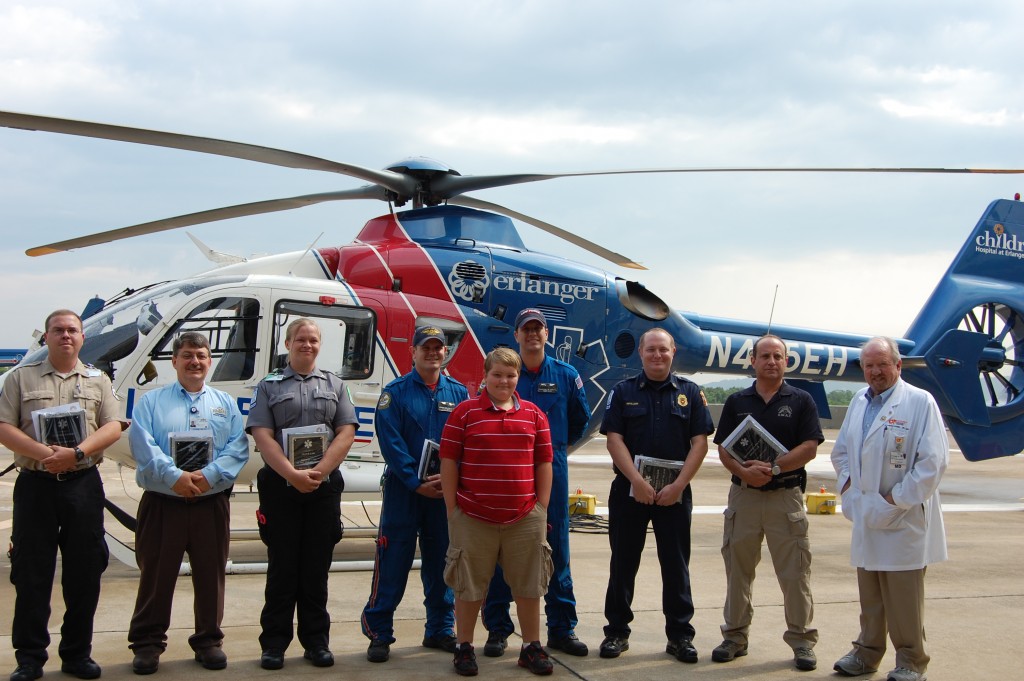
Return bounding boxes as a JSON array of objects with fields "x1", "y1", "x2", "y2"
[{"x1": 1, "y1": 109, "x2": 1023, "y2": 508}]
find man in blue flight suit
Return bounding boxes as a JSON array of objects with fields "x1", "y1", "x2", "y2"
[
  {"x1": 361, "y1": 326, "x2": 469, "y2": 663},
  {"x1": 482, "y1": 309, "x2": 591, "y2": 658}
]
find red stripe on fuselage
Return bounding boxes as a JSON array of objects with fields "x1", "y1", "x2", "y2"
[{"x1": 341, "y1": 214, "x2": 487, "y2": 388}]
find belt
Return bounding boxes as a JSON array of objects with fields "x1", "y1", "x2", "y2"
[
  {"x1": 731, "y1": 473, "x2": 803, "y2": 491},
  {"x1": 21, "y1": 466, "x2": 96, "y2": 482},
  {"x1": 148, "y1": 488, "x2": 232, "y2": 504}
]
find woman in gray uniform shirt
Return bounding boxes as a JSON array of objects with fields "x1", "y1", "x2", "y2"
[{"x1": 245, "y1": 318, "x2": 358, "y2": 670}]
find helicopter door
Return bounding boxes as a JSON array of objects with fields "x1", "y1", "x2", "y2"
[
  {"x1": 134, "y1": 295, "x2": 264, "y2": 389},
  {"x1": 269, "y1": 299, "x2": 380, "y2": 452}
]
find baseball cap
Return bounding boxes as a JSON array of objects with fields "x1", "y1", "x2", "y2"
[
  {"x1": 413, "y1": 325, "x2": 446, "y2": 347},
  {"x1": 514, "y1": 308, "x2": 547, "y2": 331}
]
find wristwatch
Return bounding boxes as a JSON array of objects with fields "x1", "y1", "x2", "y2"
[
  {"x1": 771, "y1": 463, "x2": 781, "y2": 477},
  {"x1": 74, "y1": 446, "x2": 86, "y2": 463}
]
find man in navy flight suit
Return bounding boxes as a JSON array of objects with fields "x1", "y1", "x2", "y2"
[
  {"x1": 482, "y1": 309, "x2": 591, "y2": 657},
  {"x1": 361, "y1": 325, "x2": 469, "y2": 662}
]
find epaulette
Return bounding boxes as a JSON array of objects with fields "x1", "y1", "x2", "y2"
[
  {"x1": 441, "y1": 373, "x2": 467, "y2": 388},
  {"x1": 10, "y1": 360, "x2": 43, "y2": 371},
  {"x1": 670, "y1": 372, "x2": 696, "y2": 386}
]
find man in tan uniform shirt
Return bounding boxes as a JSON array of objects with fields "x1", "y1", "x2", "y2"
[{"x1": 0, "y1": 310, "x2": 124, "y2": 681}]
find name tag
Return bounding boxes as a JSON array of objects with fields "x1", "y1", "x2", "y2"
[
  {"x1": 888, "y1": 449, "x2": 907, "y2": 469},
  {"x1": 537, "y1": 383, "x2": 558, "y2": 394},
  {"x1": 437, "y1": 401, "x2": 455, "y2": 412},
  {"x1": 190, "y1": 417, "x2": 210, "y2": 430}
]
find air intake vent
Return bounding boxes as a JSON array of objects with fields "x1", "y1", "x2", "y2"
[
  {"x1": 535, "y1": 305, "x2": 567, "y2": 323},
  {"x1": 614, "y1": 332, "x2": 636, "y2": 359},
  {"x1": 453, "y1": 261, "x2": 487, "y2": 280}
]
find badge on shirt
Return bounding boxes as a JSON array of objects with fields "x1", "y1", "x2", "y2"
[
  {"x1": 190, "y1": 417, "x2": 210, "y2": 430},
  {"x1": 677, "y1": 394, "x2": 688, "y2": 407},
  {"x1": 888, "y1": 449, "x2": 908, "y2": 469},
  {"x1": 538, "y1": 382, "x2": 558, "y2": 394},
  {"x1": 886, "y1": 418, "x2": 910, "y2": 436},
  {"x1": 437, "y1": 401, "x2": 455, "y2": 412}
]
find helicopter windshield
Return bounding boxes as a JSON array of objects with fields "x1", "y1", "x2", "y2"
[
  {"x1": 13, "y1": 277, "x2": 246, "y2": 381},
  {"x1": 400, "y1": 207, "x2": 527, "y2": 250}
]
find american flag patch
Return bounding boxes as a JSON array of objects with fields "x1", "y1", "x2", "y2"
[{"x1": 575, "y1": 375, "x2": 583, "y2": 390}]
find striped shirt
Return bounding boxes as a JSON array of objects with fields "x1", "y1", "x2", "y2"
[{"x1": 440, "y1": 391, "x2": 553, "y2": 524}]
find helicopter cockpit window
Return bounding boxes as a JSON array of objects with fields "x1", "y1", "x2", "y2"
[
  {"x1": 272, "y1": 300, "x2": 375, "y2": 380},
  {"x1": 137, "y1": 296, "x2": 261, "y2": 386},
  {"x1": 413, "y1": 316, "x2": 466, "y2": 370}
]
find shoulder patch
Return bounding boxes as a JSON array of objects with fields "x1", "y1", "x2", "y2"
[
  {"x1": 575, "y1": 374, "x2": 584, "y2": 390},
  {"x1": 699, "y1": 390, "x2": 708, "y2": 406},
  {"x1": 377, "y1": 392, "x2": 392, "y2": 410}
]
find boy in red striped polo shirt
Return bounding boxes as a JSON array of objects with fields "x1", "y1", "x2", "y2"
[{"x1": 440, "y1": 348, "x2": 554, "y2": 676}]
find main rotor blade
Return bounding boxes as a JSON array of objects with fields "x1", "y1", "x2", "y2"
[
  {"x1": 0, "y1": 110, "x2": 418, "y2": 197},
  {"x1": 448, "y1": 196, "x2": 646, "y2": 270},
  {"x1": 26, "y1": 186, "x2": 387, "y2": 256},
  {"x1": 431, "y1": 165, "x2": 1024, "y2": 197}
]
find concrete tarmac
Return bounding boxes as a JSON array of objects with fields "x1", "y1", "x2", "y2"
[{"x1": 1, "y1": 433, "x2": 1022, "y2": 680}]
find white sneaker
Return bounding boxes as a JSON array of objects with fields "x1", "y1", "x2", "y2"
[
  {"x1": 887, "y1": 667, "x2": 927, "y2": 681},
  {"x1": 834, "y1": 653, "x2": 878, "y2": 676}
]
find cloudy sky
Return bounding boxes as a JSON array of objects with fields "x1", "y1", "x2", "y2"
[{"x1": 1, "y1": 0, "x2": 1023, "y2": 352}]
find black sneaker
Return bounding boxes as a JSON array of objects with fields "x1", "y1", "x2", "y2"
[
  {"x1": 483, "y1": 632, "x2": 508, "y2": 658},
  {"x1": 422, "y1": 633, "x2": 458, "y2": 653},
  {"x1": 518, "y1": 642, "x2": 553, "y2": 675},
  {"x1": 366, "y1": 640, "x2": 390, "y2": 663},
  {"x1": 60, "y1": 658, "x2": 101, "y2": 680},
  {"x1": 666, "y1": 638, "x2": 698, "y2": 663},
  {"x1": 10, "y1": 665, "x2": 43, "y2": 681},
  {"x1": 599, "y1": 636, "x2": 629, "y2": 659},
  {"x1": 712, "y1": 639, "x2": 748, "y2": 663},
  {"x1": 546, "y1": 633, "x2": 589, "y2": 657},
  {"x1": 259, "y1": 651, "x2": 284, "y2": 671},
  {"x1": 453, "y1": 643, "x2": 478, "y2": 677}
]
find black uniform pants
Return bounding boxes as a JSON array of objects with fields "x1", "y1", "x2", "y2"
[
  {"x1": 256, "y1": 466, "x2": 344, "y2": 653},
  {"x1": 128, "y1": 490, "x2": 231, "y2": 653},
  {"x1": 603, "y1": 474, "x2": 695, "y2": 641},
  {"x1": 10, "y1": 467, "x2": 108, "y2": 666}
]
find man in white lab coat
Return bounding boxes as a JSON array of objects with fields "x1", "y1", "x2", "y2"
[{"x1": 831, "y1": 337, "x2": 948, "y2": 681}]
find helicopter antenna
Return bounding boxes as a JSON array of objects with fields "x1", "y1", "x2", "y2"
[
  {"x1": 289, "y1": 232, "x2": 325, "y2": 276},
  {"x1": 766, "y1": 284, "x2": 779, "y2": 334}
]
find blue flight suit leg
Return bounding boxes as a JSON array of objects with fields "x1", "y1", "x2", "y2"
[{"x1": 361, "y1": 474, "x2": 453, "y2": 643}]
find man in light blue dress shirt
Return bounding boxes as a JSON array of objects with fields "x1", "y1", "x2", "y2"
[{"x1": 126, "y1": 332, "x2": 249, "y2": 675}]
